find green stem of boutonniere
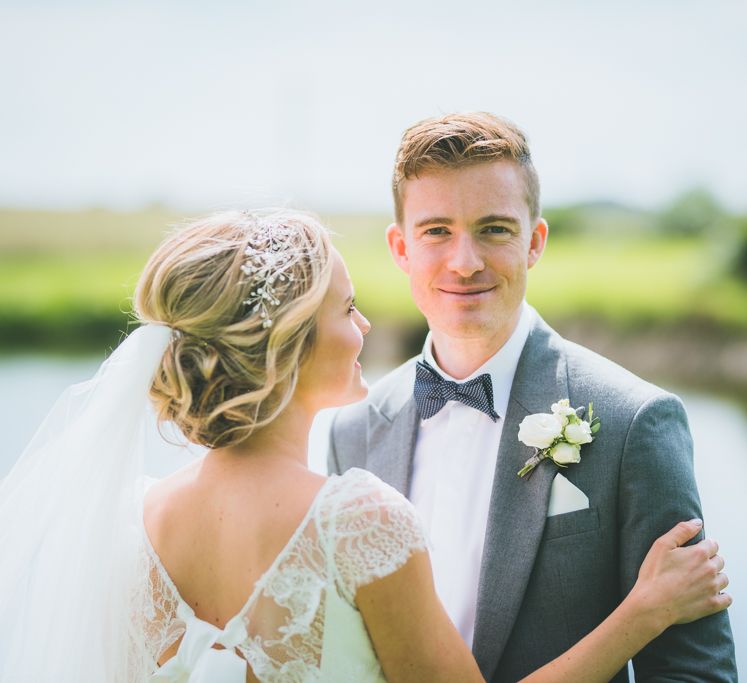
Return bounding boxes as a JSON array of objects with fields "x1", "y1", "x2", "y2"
[{"x1": 517, "y1": 448, "x2": 549, "y2": 479}]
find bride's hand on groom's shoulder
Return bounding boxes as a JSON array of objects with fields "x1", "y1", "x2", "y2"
[{"x1": 632, "y1": 519, "x2": 732, "y2": 631}]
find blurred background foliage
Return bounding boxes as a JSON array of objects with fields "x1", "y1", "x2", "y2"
[
  {"x1": 1, "y1": 193, "x2": 746, "y2": 409},
  {"x1": 1, "y1": 190, "x2": 746, "y2": 357}
]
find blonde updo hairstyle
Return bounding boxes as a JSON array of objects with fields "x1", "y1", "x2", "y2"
[{"x1": 134, "y1": 210, "x2": 334, "y2": 448}]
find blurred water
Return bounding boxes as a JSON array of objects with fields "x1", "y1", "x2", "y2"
[{"x1": 0, "y1": 357, "x2": 744, "y2": 671}]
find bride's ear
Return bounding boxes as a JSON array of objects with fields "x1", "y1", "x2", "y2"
[{"x1": 386, "y1": 223, "x2": 410, "y2": 274}]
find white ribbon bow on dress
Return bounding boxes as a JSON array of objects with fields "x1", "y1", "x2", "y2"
[{"x1": 151, "y1": 602, "x2": 248, "y2": 682}]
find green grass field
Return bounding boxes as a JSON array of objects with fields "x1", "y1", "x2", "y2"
[{"x1": 1, "y1": 208, "x2": 745, "y2": 351}]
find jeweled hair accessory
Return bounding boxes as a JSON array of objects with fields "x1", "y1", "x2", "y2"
[{"x1": 241, "y1": 221, "x2": 298, "y2": 328}]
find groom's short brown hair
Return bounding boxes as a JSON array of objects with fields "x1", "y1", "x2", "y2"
[{"x1": 392, "y1": 112, "x2": 541, "y2": 224}]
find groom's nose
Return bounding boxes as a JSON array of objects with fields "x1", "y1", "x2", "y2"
[{"x1": 446, "y1": 233, "x2": 484, "y2": 278}]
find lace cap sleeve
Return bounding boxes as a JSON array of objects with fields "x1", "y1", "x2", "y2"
[{"x1": 320, "y1": 468, "x2": 428, "y2": 603}]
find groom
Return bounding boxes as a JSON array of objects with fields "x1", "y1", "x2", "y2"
[{"x1": 328, "y1": 112, "x2": 736, "y2": 681}]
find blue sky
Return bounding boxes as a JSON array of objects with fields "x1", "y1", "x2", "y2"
[{"x1": 1, "y1": 0, "x2": 745, "y2": 213}]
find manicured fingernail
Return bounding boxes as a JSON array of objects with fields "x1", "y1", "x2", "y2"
[{"x1": 690, "y1": 518, "x2": 703, "y2": 526}]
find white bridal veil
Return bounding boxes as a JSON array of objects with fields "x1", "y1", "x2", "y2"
[{"x1": 0, "y1": 325, "x2": 172, "y2": 683}]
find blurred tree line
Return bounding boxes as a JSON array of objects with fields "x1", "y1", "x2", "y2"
[
  {"x1": 0, "y1": 190, "x2": 746, "y2": 354},
  {"x1": 544, "y1": 187, "x2": 747, "y2": 281}
]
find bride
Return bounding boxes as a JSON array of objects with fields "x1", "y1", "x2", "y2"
[{"x1": 0, "y1": 210, "x2": 731, "y2": 682}]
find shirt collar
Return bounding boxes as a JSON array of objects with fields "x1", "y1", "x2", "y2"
[{"x1": 422, "y1": 302, "x2": 534, "y2": 420}]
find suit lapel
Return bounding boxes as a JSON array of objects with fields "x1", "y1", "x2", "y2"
[
  {"x1": 472, "y1": 317, "x2": 569, "y2": 680},
  {"x1": 365, "y1": 362, "x2": 419, "y2": 496}
]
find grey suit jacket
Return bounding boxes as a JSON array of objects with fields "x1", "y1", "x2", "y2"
[{"x1": 328, "y1": 314, "x2": 736, "y2": 682}]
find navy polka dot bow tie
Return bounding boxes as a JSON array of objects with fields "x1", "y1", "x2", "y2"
[{"x1": 414, "y1": 360, "x2": 499, "y2": 421}]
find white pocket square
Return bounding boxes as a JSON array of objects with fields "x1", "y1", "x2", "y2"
[{"x1": 547, "y1": 473, "x2": 589, "y2": 517}]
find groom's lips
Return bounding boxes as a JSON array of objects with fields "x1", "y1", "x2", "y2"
[{"x1": 437, "y1": 285, "x2": 497, "y2": 299}]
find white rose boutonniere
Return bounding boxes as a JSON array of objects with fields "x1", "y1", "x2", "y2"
[
  {"x1": 517, "y1": 399, "x2": 601, "y2": 478},
  {"x1": 550, "y1": 399, "x2": 576, "y2": 425},
  {"x1": 517, "y1": 413, "x2": 564, "y2": 449}
]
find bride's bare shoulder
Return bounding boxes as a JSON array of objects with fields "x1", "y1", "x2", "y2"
[
  {"x1": 143, "y1": 456, "x2": 328, "y2": 540},
  {"x1": 143, "y1": 458, "x2": 203, "y2": 515}
]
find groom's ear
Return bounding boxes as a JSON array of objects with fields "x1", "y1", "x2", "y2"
[
  {"x1": 527, "y1": 218, "x2": 549, "y2": 270},
  {"x1": 386, "y1": 223, "x2": 410, "y2": 274}
]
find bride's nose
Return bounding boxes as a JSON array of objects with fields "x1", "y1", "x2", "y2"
[{"x1": 356, "y1": 310, "x2": 371, "y2": 336}]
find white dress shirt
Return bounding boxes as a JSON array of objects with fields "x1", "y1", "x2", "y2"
[{"x1": 409, "y1": 303, "x2": 533, "y2": 648}]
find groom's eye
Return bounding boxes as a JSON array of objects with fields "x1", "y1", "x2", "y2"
[
  {"x1": 483, "y1": 225, "x2": 510, "y2": 234},
  {"x1": 424, "y1": 227, "x2": 449, "y2": 235}
]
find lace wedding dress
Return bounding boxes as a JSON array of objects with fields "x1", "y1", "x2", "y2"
[
  {"x1": 0, "y1": 328, "x2": 424, "y2": 683},
  {"x1": 142, "y1": 467, "x2": 427, "y2": 682}
]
